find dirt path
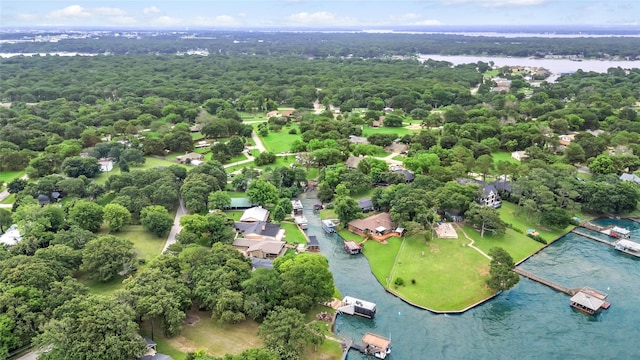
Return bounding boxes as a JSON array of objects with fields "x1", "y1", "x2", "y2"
[{"x1": 454, "y1": 223, "x2": 492, "y2": 260}]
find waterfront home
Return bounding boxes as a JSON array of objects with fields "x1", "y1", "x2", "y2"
[
  {"x1": 347, "y1": 212, "x2": 404, "y2": 242},
  {"x1": 457, "y1": 178, "x2": 502, "y2": 208},
  {"x1": 232, "y1": 238, "x2": 286, "y2": 260},
  {"x1": 511, "y1": 151, "x2": 528, "y2": 161},
  {"x1": 234, "y1": 221, "x2": 284, "y2": 242}
]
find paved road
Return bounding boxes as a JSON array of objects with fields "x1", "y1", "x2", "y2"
[
  {"x1": 162, "y1": 198, "x2": 187, "y2": 253},
  {"x1": 0, "y1": 174, "x2": 28, "y2": 203},
  {"x1": 250, "y1": 131, "x2": 267, "y2": 153}
]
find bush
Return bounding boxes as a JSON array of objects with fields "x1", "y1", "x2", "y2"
[
  {"x1": 512, "y1": 227, "x2": 524, "y2": 234},
  {"x1": 411, "y1": 279, "x2": 416, "y2": 285},
  {"x1": 288, "y1": 128, "x2": 297, "y2": 134},
  {"x1": 527, "y1": 233, "x2": 547, "y2": 244},
  {"x1": 325, "y1": 202, "x2": 334, "y2": 209},
  {"x1": 394, "y1": 277, "x2": 405, "y2": 287}
]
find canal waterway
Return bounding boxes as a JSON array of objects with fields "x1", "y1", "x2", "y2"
[{"x1": 299, "y1": 194, "x2": 640, "y2": 359}]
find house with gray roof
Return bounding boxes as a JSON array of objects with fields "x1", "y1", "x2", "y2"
[
  {"x1": 358, "y1": 198, "x2": 375, "y2": 212},
  {"x1": 620, "y1": 173, "x2": 640, "y2": 183},
  {"x1": 234, "y1": 221, "x2": 284, "y2": 241},
  {"x1": 457, "y1": 178, "x2": 502, "y2": 208},
  {"x1": 233, "y1": 238, "x2": 286, "y2": 260}
]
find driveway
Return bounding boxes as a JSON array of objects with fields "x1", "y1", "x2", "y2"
[
  {"x1": 250, "y1": 131, "x2": 267, "y2": 153},
  {"x1": 162, "y1": 198, "x2": 187, "y2": 253}
]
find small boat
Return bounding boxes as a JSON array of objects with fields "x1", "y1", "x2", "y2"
[{"x1": 614, "y1": 239, "x2": 640, "y2": 258}]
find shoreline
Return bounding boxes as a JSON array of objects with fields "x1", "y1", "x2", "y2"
[{"x1": 360, "y1": 216, "x2": 601, "y2": 314}]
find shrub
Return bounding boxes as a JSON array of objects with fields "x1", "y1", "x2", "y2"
[
  {"x1": 411, "y1": 279, "x2": 416, "y2": 285},
  {"x1": 527, "y1": 233, "x2": 547, "y2": 244},
  {"x1": 394, "y1": 277, "x2": 405, "y2": 287},
  {"x1": 288, "y1": 128, "x2": 297, "y2": 134}
]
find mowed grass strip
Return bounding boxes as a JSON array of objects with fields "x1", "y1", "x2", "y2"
[
  {"x1": 280, "y1": 221, "x2": 307, "y2": 245},
  {"x1": 0, "y1": 170, "x2": 25, "y2": 186},
  {"x1": 361, "y1": 237, "x2": 402, "y2": 286},
  {"x1": 388, "y1": 235, "x2": 494, "y2": 311}
]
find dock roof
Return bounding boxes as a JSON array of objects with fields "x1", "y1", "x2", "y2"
[
  {"x1": 362, "y1": 333, "x2": 390, "y2": 350},
  {"x1": 570, "y1": 291, "x2": 606, "y2": 312}
]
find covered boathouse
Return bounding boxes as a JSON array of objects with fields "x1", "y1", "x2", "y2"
[
  {"x1": 569, "y1": 287, "x2": 610, "y2": 315},
  {"x1": 339, "y1": 296, "x2": 377, "y2": 318}
]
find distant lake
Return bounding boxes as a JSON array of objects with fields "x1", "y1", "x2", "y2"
[{"x1": 418, "y1": 54, "x2": 640, "y2": 75}]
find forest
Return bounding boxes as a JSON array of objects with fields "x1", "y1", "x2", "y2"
[
  {"x1": 2, "y1": 31, "x2": 640, "y2": 58},
  {"x1": 1, "y1": 38, "x2": 640, "y2": 359}
]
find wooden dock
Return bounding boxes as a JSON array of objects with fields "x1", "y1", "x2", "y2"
[
  {"x1": 340, "y1": 339, "x2": 352, "y2": 360},
  {"x1": 571, "y1": 230, "x2": 614, "y2": 247},
  {"x1": 513, "y1": 268, "x2": 577, "y2": 296}
]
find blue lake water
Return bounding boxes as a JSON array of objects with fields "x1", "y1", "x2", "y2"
[{"x1": 300, "y1": 195, "x2": 640, "y2": 359}]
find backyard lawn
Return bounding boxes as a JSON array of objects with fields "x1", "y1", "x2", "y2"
[
  {"x1": 388, "y1": 235, "x2": 495, "y2": 311},
  {"x1": 166, "y1": 309, "x2": 263, "y2": 357},
  {"x1": 361, "y1": 237, "x2": 402, "y2": 286},
  {"x1": 280, "y1": 221, "x2": 307, "y2": 245},
  {"x1": 0, "y1": 170, "x2": 25, "y2": 187},
  {"x1": 361, "y1": 125, "x2": 418, "y2": 138},
  {"x1": 254, "y1": 125, "x2": 301, "y2": 154},
  {"x1": 491, "y1": 151, "x2": 520, "y2": 164}
]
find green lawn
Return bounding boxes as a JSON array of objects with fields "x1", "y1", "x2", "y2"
[
  {"x1": 0, "y1": 170, "x2": 25, "y2": 187},
  {"x1": 93, "y1": 157, "x2": 188, "y2": 185},
  {"x1": 361, "y1": 237, "x2": 402, "y2": 286},
  {"x1": 224, "y1": 157, "x2": 295, "y2": 173},
  {"x1": 255, "y1": 125, "x2": 301, "y2": 154},
  {"x1": 337, "y1": 229, "x2": 363, "y2": 243},
  {"x1": 164, "y1": 309, "x2": 263, "y2": 358},
  {"x1": 499, "y1": 202, "x2": 570, "y2": 242},
  {"x1": 388, "y1": 235, "x2": 495, "y2": 311},
  {"x1": 223, "y1": 210, "x2": 244, "y2": 221},
  {"x1": 361, "y1": 125, "x2": 417, "y2": 138},
  {"x1": 0, "y1": 193, "x2": 15, "y2": 204},
  {"x1": 113, "y1": 225, "x2": 167, "y2": 262},
  {"x1": 280, "y1": 221, "x2": 307, "y2": 245},
  {"x1": 78, "y1": 273, "x2": 126, "y2": 295},
  {"x1": 491, "y1": 151, "x2": 520, "y2": 165},
  {"x1": 319, "y1": 208, "x2": 338, "y2": 220}
]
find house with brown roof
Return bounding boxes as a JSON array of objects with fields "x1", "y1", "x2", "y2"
[
  {"x1": 176, "y1": 152, "x2": 204, "y2": 164},
  {"x1": 232, "y1": 238, "x2": 286, "y2": 259},
  {"x1": 280, "y1": 109, "x2": 296, "y2": 118},
  {"x1": 346, "y1": 155, "x2": 366, "y2": 169},
  {"x1": 266, "y1": 110, "x2": 279, "y2": 118},
  {"x1": 347, "y1": 212, "x2": 404, "y2": 242}
]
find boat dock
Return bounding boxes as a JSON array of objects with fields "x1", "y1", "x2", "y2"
[
  {"x1": 341, "y1": 333, "x2": 392, "y2": 359},
  {"x1": 571, "y1": 230, "x2": 614, "y2": 247},
  {"x1": 578, "y1": 222, "x2": 631, "y2": 239},
  {"x1": 513, "y1": 268, "x2": 576, "y2": 296}
]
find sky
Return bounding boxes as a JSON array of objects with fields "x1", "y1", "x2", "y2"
[{"x1": 1, "y1": 0, "x2": 639, "y2": 29}]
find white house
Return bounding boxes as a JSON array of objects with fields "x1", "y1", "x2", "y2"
[
  {"x1": 239, "y1": 206, "x2": 270, "y2": 222},
  {"x1": 511, "y1": 151, "x2": 528, "y2": 162},
  {"x1": 0, "y1": 224, "x2": 22, "y2": 246}
]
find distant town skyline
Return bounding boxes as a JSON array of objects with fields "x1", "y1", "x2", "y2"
[{"x1": 1, "y1": 0, "x2": 639, "y2": 29}]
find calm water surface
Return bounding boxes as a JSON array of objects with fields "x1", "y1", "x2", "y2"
[{"x1": 300, "y1": 195, "x2": 640, "y2": 360}]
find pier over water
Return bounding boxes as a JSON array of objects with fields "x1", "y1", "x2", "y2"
[{"x1": 512, "y1": 268, "x2": 577, "y2": 295}]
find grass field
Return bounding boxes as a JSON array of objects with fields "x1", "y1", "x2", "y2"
[
  {"x1": 93, "y1": 157, "x2": 189, "y2": 184},
  {"x1": 280, "y1": 221, "x2": 307, "y2": 245},
  {"x1": 361, "y1": 237, "x2": 402, "y2": 286},
  {"x1": 255, "y1": 124, "x2": 301, "y2": 154},
  {"x1": 388, "y1": 235, "x2": 495, "y2": 311},
  {"x1": 491, "y1": 151, "x2": 520, "y2": 164},
  {"x1": 164, "y1": 309, "x2": 263, "y2": 358},
  {"x1": 78, "y1": 273, "x2": 126, "y2": 295},
  {"x1": 0, "y1": 170, "x2": 25, "y2": 187},
  {"x1": 0, "y1": 193, "x2": 15, "y2": 204}
]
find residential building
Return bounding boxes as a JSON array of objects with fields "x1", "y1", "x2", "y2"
[
  {"x1": 232, "y1": 238, "x2": 286, "y2": 259},
  {"x1": 176, "y1": 152, "x2": 204, "y2": 164},
  {"x1": 239, "y1": 206, "x2": 270, "y2": 222},
  {"x1": 511, "y1": 151, "x2": 528, "y2": 162},
  {"x1": 457, "y1": 178, "x2": 502, "y2": 208},
  {"x1": 347, "y1": 212, "x2": 404, "y2": 241},
  {"x1": 358, "y1": 198, "x2": 375, "y2": 212}
]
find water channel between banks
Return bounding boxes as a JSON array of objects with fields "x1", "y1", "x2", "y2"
[{"x1": 299, "y1": 194, "x2": 640, "y2": 360}]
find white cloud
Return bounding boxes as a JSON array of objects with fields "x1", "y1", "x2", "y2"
[
  {"x1": 144, "y1": 6, "x2": 161, "y2": 15},
  {"x1": 16, "y1": 14, "x2": 40, "y2": 22},
  {"x1": 47, "y1": 5, "x2": 92, "y2": 20},
  {"x1": 445, "y1": 0, "x2": 545, "y2": 7},
  {"x1": 413, "y1": 19, "x2": 442, "y2": 25},
  {"x1": 193, "y1": 15, "x2": 239, "y2": 26},
  {"x1": 286, "y1": 11, "x2": 356, "y2": 26},
  {"x1": 153, "y1": 16, "x2": 182, "y2": 26},
  {"x1": 94, "y1": 7, "x2": 127, "y2": 16}
]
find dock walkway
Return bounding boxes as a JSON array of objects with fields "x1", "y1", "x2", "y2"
[
  {"x1": 571, "y1": 230, "x2": 614, "y2": 247},
  {"x1": 513, "y1": 268, "x2": 577, "y2": 296}
]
